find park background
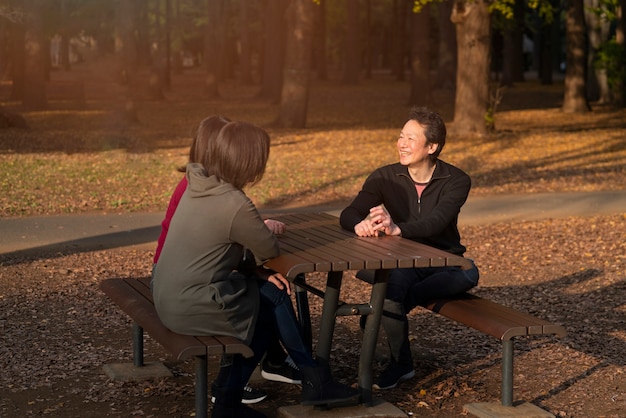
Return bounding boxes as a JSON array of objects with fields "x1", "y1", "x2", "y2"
[{"x1": 1, "y1": 1, "x2": 625, "y2": 417}]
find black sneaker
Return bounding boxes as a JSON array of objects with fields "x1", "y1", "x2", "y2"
[
  {"x1": 261, "y1": 356, "x2": 302, "y2": 384},
  {"x1": 372, "y1": 362, "x2": 415, "y2": 390},
  {"x1": 211, "y1": 385, "x2": 268, "y2": 404}
]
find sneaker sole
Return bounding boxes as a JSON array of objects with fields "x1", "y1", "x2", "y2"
[
  {"x1": 372, "y1": 369, "x2": 416, "y2": 390},
  {"x1": 210, "y1": 395, "x2": 267, "y2": 405},
  {"x1": 261, "y1": 369, "x2": 302, "y2": 385}
]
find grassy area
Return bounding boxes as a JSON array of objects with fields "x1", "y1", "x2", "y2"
[{"x1": 1, "y1": 65, "x2": 625, "y2": 217}]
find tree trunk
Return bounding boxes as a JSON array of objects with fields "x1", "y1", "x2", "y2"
[
  {"x1": 260, "y1": 0, "x2": 288, "y2": 102},
  {"x1": 315, "y1": 0, "x2": 328, "y2": 80},
  {"x1": 23, "y1": 0, "x2": 47, "y2": 110},
  {"x1": 276, "y1": 0, "x2": 317, "y2": 128},
  {"x1": 408, "y1": 4, "x2": 432, "y2": 106},
  {"x1": 163, "y1": 0, "x2": 172, "y2": 87},
  {"x1": 148, "y1": 0, "x2": 165, "y2": 101},
  {"x1": 116, "y1": 0, "x2": 138, "y2": 122},
  {"x1": 511, "y1": 0, "x2": 526, "y2": 82},
  {"x1": 342, "y1": 0, "x2": 360, "y2": 84},
  {"x1": 239, "y1": 0, "x2": 253, "y2": 85},
  {"x1": 538, "y1": 22, "x2": 554, "y2": 85},
  {"x1": 435, "y1": 0, "x2": 457, "y2": 90},
  {"x1": 204, "y1": 0, "x2": 220, "y2": 98},
  {"x1": 171, "y1": 0, "x2": 183, "y2": 75},
  {"x1": 584, "y1": 0, "x2": 611, "y2": 103},
  {"x1": 501, "y1": 0, "x2": 525, "y2": 86},
  {"x1": 562, "y1": 0, "x2": 590, "y2": 112},
  {"x1": 9, "y1": 20, "x2": 25, "y2": 101},
  {"x1": 363, "y1": 0, "x2": 372, "y2": 79},
  {"x1": 618, "y1": 0, "x2": 625, "y2": 106},
  {"x1": 451, "y1": 0, "x2": 491, "y2": 135},
  {"x1": 391, "y1": 0, "x2": 408, "y2": 81}
]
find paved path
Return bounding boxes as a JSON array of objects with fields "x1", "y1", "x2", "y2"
[{"x1": 1, "y1": 190, "x2": 624, "y2": 259}]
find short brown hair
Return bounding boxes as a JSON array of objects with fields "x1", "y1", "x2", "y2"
[
  {"x1": 408, "y1": 106, "x2": 446, "y2": 161},
  {"x1": 204, "y1": 121, "x2": 271, "y2": 190},
  {"x1": 177, "y1": 115, "x2": 230, "y2": 172}
]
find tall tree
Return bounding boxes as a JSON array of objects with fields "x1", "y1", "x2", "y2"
[
  {"x1": 116, "y1": 0, "x2": 138, "y2": 121},
  {"x1": 435, "y1": 0, "x2": 457, "y2": 90},
  {"x1": 619, "y1": 0, "x2": 626, "y2": 105},
  {"x1": 501, "y1": 0, "x2": 526, "y2": 86},
  {"x1": 260, "y1": 0, "x2": 288, "y2": 102},
  {"x1": 342, "y1": 0, "x2": 360, "y2": 84},
  {"x1": 204, "y1": 0, "x2": 220, "y2": 98},
  {"x1": 363, "y1": 0, "x2": 372, "y2": 79},
  {"x1": 314, "y1": 0, "x2": 328, "y2": 80},
  {"x1": 408, "y1": 3, "x2": 433, "y2": 106},
  {"x1": 23, "y1": 0, "x2": 47, "y2": 110},
  {"x1": 239, "y1": 0, "x2": 253, "y2": 85},
  {"x1": 451, "y1": 0, "x2": 492, "y2": 135},
  {"x1": 562, "y1": 0, "x2": 590, "y2": 112},
  {"x1": 276, "y1": 0, "x2": 317, "y2": 128},
  {"x1": 584, "y1": 0, "x2": 612, "y2": 103},
  {"x1": 7, "y1": 11, "x2": 26, "y2": 101},
  {"x1": 391, "y1": 0, "x2": 408, "y2": 81}
]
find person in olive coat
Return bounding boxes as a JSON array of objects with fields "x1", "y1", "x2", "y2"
[{"x1": 153, "y1": 121, "x2": 357, "y2": 418}]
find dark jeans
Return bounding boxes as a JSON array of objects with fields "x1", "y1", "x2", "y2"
[
  {"x1": 386, "y1": 261, "x2": 480, "y2": 313},
  {"x1": 219, "y1": 278, "x2": 315, "y2": 390},
  {"x1": 257, "y1": 279, "x2": 316, "y2": 368}
]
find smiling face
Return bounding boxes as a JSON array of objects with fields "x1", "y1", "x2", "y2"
[{"x1": 397, "y1": 119, "x2": 438, "y2": 167}]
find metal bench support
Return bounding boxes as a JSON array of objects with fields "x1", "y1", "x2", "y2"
[
  {"x1": 132, "y1": 323, "x2": 144, "y2": 367},
  {"x1": 195, "y1": 355, "x2": 208, "y2": 418},
  {"x1": 502, "y1": 340, "x2": 514, "y2": 407}
]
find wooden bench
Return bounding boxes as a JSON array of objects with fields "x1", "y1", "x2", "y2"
[
  {"x1": 99, "y1": 277, "x2": 253, "y2": 418},
  {"x1": 355, "y1": 270, "x2": 566, "y2": 407}
]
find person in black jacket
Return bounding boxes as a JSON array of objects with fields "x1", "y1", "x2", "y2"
[{"x1": 340, "y1": 106, "x2": 479, "y2": 390}]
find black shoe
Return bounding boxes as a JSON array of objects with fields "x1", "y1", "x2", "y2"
[
  {"x1": 211, "y1": 385, "x2": 267, "y2": 404},
  {"x1": 211, "y1": 386, "x2": 267, "y2": 418},
  {"x1": 261, "y1": 356, "x2": 301, "y2": 384},
  {"x1": 300, "y1": 364, "x2": 359, "y2": 407},
  {"x1": 373, "y1": 362, "x2": 415, "y2": 390}
]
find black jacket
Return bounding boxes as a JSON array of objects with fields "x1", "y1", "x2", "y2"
[{"x1": 340, "y1": 160, "x2": 471, "y2": 256}]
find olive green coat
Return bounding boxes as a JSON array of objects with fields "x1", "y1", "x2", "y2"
[{"x1": 152, "y1": 163, "x2": 279, "y2": 344}]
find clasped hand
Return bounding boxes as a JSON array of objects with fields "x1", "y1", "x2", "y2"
[{"x1": 353, "y1": 205, "x2": 401, "y2": 237}]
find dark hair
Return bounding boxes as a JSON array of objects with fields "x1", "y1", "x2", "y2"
[
  {"x1": 177, "y1": 115, "x2": 230, "y2": 172},
  {"x1": 204, "y1": 121, "x2": 271, "y2": 190},
  {"x1": 407, "y1": 106, "x2": 446, "y2": 160}
]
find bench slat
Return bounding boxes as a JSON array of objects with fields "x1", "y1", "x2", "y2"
[
  {"x1": 355, "y1": 270, "x2": 566, "y2": 341},
  {"x1": 101, "y1": 278, "x2": 209, "y2": 359},
  {"x1": 423, "y1": 293, "x2": 566, "y2": 340}
]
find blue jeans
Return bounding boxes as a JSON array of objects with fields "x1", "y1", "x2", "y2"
[
  {"x1": 386, "y1": 261, "x2": 480, "y2": 313},
  {"x1": 257, "y1": 279, "x2": 316, "y2": 368},
  {"x1": 218, "y1": 278, "x2": 316, "y2": 390}
]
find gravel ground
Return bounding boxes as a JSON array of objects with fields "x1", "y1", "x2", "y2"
[{"x1": 1, "y1": 213, "x2": 624, "y2": 417}]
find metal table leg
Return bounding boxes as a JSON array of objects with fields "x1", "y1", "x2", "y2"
[
  {"x1": 294, "y1": 273, "x2": 312, "y2": 350},
  {"x1": 359, "y1": 269, "x2": 389, "y2": 405},
  {"x1": 315, "y1": 271, "x2": 343, "y2": 364}
]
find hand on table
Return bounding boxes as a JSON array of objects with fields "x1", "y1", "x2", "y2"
[
  {"x1": 354, "y1": 205, "x2": 401, "y2": 237},
  {"x1": 264, "y1": 219, "x2": 286, "y2": 235}
]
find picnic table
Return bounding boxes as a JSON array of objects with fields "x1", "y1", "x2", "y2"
[{"x1": 263, "y1": 212, "x2": 473, "y2": 405}]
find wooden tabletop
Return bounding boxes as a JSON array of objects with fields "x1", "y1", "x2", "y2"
[{"x1": 264, "y1": 212, "x2": 473, "y2": 277}]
